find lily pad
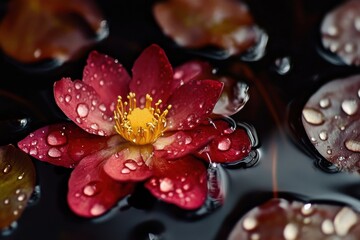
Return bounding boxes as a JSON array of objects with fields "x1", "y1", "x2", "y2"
[
  {"x1": 302, "y1": 74, "x2": 360, "y2": 173},
  {"x1": 0, "y1": 145, "x2": 36, "y2": 229},
  {"x1": 229, "y1": 198, "x2": 360, "y2": 240},
  {"x1": 0, "y1": 0, "x2": 108, "y2": 64},
  {"x1": 320, "y1": 0, "x2": 360, "y2": 66}
]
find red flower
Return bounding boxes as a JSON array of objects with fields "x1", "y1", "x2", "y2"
[{"x1": 18, "y1": 44, "x2": 252, "y2": 217}]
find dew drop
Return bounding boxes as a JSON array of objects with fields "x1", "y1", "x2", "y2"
[
  {"x1": 29, "y1": 148, "x2": 38, "y2": 155},
  {"x1": 274, "y1": 57, "x2": 291, "y2": 75},
  {"x1": 65, "y1": 95, "x2": 72, "y2": 103},
  {"x1": 321, "y1": 219, "x2": 335, "y2": 235},
  {"x1": 302, "y1": 108, "x2": 325, "y2": 125},
  {"x1": 121, "y1": 168, "x2": 130, "y2": 174},
  {"x1": 319, "y1": 130, "x2": 328, "y2": 141},
  {"x1": 319, "y1": 98, "x2": 331, "y2": 108},
  {"x1": 3, "y1": 164, "x2": 11, "y2": 174},
  {"x1": 48, "y1": 147, "x2": 62, "y2": 158},
  {"x1": 17, "y1": 172, "x2": 25, "y2": 180},
  {"x1": 333, "y1": 207, "x2": 358, "y2": 236},
  {"x1": 185, "y1": 137, "x2": 192, "y2": 145},
  {"x1": 90, "y1": 203, "x2": 106, "y2": 216},
  {"x1": 4, "y1": 198, "x2": 10, "y2": 205},
  {"x1": 124, "y1": 161, "x2": 137, "y2": 171},
  {"x1": 31, "y1": 140, "x2": 38, "y2": 146},
  {"x1": 283, "y1": 223, "x2": 299, "y2": 240},
  {"x1": 77, "y1": 103, "x2": 90, "y2": 118},
  {"x1": 159, "y1": 178, "x2": 174, "y2": 192},
  {"x1": 17, "y1": 193, "x2": 26, "y2": 202},
  {"x1": 47, "y1": 131, "x2": 67, "y2": 146},
  {"x1": 99, "y1": 80, "x2": 104, "y2": 86},
  {"x1": 341, "y1": 99, "x2": 358, "y2": 115},
  {"x1": 99, "y1": 104, "x2": 106, "y2": 112},
  {"x1": 301, "y1": 203, "x2": 314, "y2": 216},
  {"x1": 217, "y1": 138, "x2": 231, "y2": 151},
  {"x1": 242, "y1": 217, "x2": 257, "y2": 230},
  {"x1": 83, "y1": 182, "x2": 100, "y2": 197},
  {"x1": 344, "y1": 139, "x2": 360, "y2": 152},
  {"x1": 90, "y1": 123, "x2": 99, "y2": 130},
  {"x1": 75, "y1": 82, "x2": 83, "y2": 89}
]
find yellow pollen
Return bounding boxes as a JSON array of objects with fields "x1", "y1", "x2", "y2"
[{"x1": 114, "y1": 92, "x2": 171, "y2": 145}]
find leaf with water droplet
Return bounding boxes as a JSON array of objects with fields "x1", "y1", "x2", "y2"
[
  {"x1": 0, "y1": 145, "x2": 36, "y2": 229},
  {"x1": 228, "y1": 198, "x2": 360, "y2": 240},
  {"x1": 153, "y1": 0, "x2": 259, "y2": 58},
  {"x1": 145, "y1": 155, "x2": 207, "y2": 210},
  {"x1": 18, "y1": 122, "x2": 110, "y2": 168},
  {"x1": 0, "y1": 0, "x2": 108, "y2": 65},
  {"x1": 302, "y1": 74, "x2": 360, "y2": 173}
]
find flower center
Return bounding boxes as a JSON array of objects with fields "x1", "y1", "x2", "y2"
[{"x1": 114, "y1": 92, "x2": 171, "y2": 145}]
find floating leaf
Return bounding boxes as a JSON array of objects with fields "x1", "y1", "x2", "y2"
[
  {"x1": 0, "y1": 145, "x2": 36, "y2": 229},
  {"x1": 302, "y1": 74, "x2": 360, "y2": 173},
  {"x1": 228, "y1": 198, "x2": 360, "y2": 240},
  {"x1": 0, "y1": 0, "x2": 108, "y2": 64},
  {"x1": 320, "y1": 0, "x2": 360, "y2": 66}
]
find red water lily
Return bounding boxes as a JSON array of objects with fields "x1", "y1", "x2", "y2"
[{"x1": 18, "y1": 44, "x2": 252, "y2": 217}]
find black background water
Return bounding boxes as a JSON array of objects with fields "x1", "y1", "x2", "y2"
[{"x1": 1, "y1": 0, "x2": 360, "y2": 239}]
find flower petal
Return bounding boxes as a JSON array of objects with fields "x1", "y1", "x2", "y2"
[
  {"x1": 145, "y1": 156, "x2": 207, "y2": 210},
  {"x1": 167, "y1": 79, "x2": 223, "y2": 130},
  {"x1": 103, "y1": 145, "x2": 153, "y2": 182},
  {"x1": 83, "y1": 51, "x2": 130, "y2": 108},
  {"x1": 0, "y1": 145, "x2": 36, "y2": 229},
  {"x1": 196, "y1": 121, "x2": 252, "y2": 163},
  {"x1": 54, "y1": 78, "x2": 115, "y2": 136},
  {"x1": 172, "y1": 60, "x2": 212, "y2": 91},
  {"x1": 229, "y1": 198, "x2": 360, "y2": 240},
  {"x1": 17, "y1": 123, "x2": 110, "y2": 168},
  {"x1": 130, "y1": 44, "x2": 173, "y2": 106},
  {"x1": 67, "y1": 150, "x2": 133, "y2": 218},
  {"x1": 153, "y1": 124, "x2": 220, "y2": 159}
]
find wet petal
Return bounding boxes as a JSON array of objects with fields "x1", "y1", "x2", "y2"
[
  {"x1": 83, "y1": 51, "x2": 130, "y2": 108},
  {"x1": 67, "y1": 150, "x2": 133, "y2": 218},
  {"x1": 302, "y1": 74, "x2": 360, "y2": 173},
  {"x1": 17, "y1": 123, "x2": 111, "y2": 168},
  {"x1": 320, "y1": 0, "x2": 360, "y2": 66},
  {"x1": 153, "y1": 0, "x2": 258, "y2": 56},
  {"x1": 0, "y1": 0, "x2": 107, "y2": 64},
  {"x1": 0, "y1": 145, "x2": 36, "y2": 229},
  {"x1": 167, "y1": 79, "x2": 223, "y2": 130},
  {"x1": 229, "y1": 198, "x2": 360, "y2": 240},
  {"x1": 54, "y1": 78, "x2": 115, "y2": 136},
  {"x1": 103, "y1": 145, "x2": 153, "y2": 182},
  {"x1": 130, "y1": 44, "x2": 173, "y2": 107},
  {"x1": 145, "y1": 156, "x2": 207, "y2": 210},
  {"x1": 196, "y1": 122, "x2": 252, "y2": 163},
  {"x1": 213, "y1": 77, "x2": 249, "y2": 116},
  {"x1": 172, "y1": 60, "x2": 213, "y2": 91},
  {"x1": 154, "y1": 124, "x2": 221, "y2": 159}
]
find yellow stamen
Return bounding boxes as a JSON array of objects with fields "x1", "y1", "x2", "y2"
[{"x1": 114, "y1": 92, "x2": 171, "y2": 145}]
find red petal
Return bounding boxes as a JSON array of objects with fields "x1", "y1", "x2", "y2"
[
  {"x1": 153, "y1": 124, "x2": 220, "y2": 159},
  {"x1": 145, "y1": 156, "x2": 207, "y2": 210},
  {"x1": 54, "y1": 78, "x2": 115, "y2": 136},
  {"x1": 83, "y1": 51, "x2": 130, "y2": 109},
  {"x1": 103, "y1": 145, "x2": 153, "y2": 181},
  {"x1": 167, "y1": 79, "x2": 223, "y2": 130},
  {"x1": 196, "y1": 121, "x2": 252, "y2": 163},
  {"x1": 130, "y1": 44, "x2": 173, "y2": 107},
  {"x1": 68, "y1": 150, "x2": 133, "y2": 217},
  {"x1": 17, "y1": 123, "x2": 109, "y2": 168},
  {"x1": 172, "y1": 60, "x2": 212, "y2": 92}
]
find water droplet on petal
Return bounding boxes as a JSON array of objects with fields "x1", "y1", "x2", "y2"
[
  {"x1": 17, "y1": 193, "x2": 26, "y2": 202},
  {"x1": 90, "y1": 123, "x2": 99, "y2": 130},
  {"x1": 333, "y1": 207, "x2": 358, "y2": 236},
  {"x1": 344, "y1": 139, "x2": 360, "y2": 152},
  {"x1": 90, "y1": 203, "x2": 106, "y2": 216},
  {"x1": 242, "y1": 217, "x2": 258, "y2": 230},
  {"x1": 48, "y1": 147, "x2": 61, "y2": 158},
  {"x1": 99, "y1": 104, "x2": 106, "y2": 112},
  {"x1": 159, "y1": 178, "x2": 174, "y2": 192},
  {"x1": 283, "y1": 223, "x2": 299, "y2": 240},
  {"x1": 17, "y1": 172, "x2": 25, "y2": 180},
  {"x1": 121, "y1": 168, "x2": 130, "y2": 174},
  {"x1": 302, "y1": 108, "x2": 325, "y2": 125},
  {"x1": 3, "y1": 164, "x2": 11, "y2": 174},
  {"x1": 124, "y1": 161, "x2": 137, "y2": 171},
  {"x1": 274, "y1": 57, "x2": 291, "y2": 75},
  {"x1": 217, "y1": 138, "x2": 231, "y2": 151},
  {"x1": 75, "y1": 82, "x2": 83, "y2": 89},
  {"x1": 321, "y1": 219, "x2": 335, "y2": 235},
  {"x1": 47, "y1": 131, "x2": 68, "y2": 146},
  {"x1": 83, "y1": 182, "x2": 101, "y2": 197},
  {"x1": 185, "y1": 137, "x2": 192, "y2": 145},
  {"x1": 301, "y1": 203, "x2": 314, "y2": 216},
  {"x1": 65, "y1": 95, "x2": 72, "y2": 103},
  {"x1": 77, "y1": 103, "x2": 90, "y2": 118}
]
